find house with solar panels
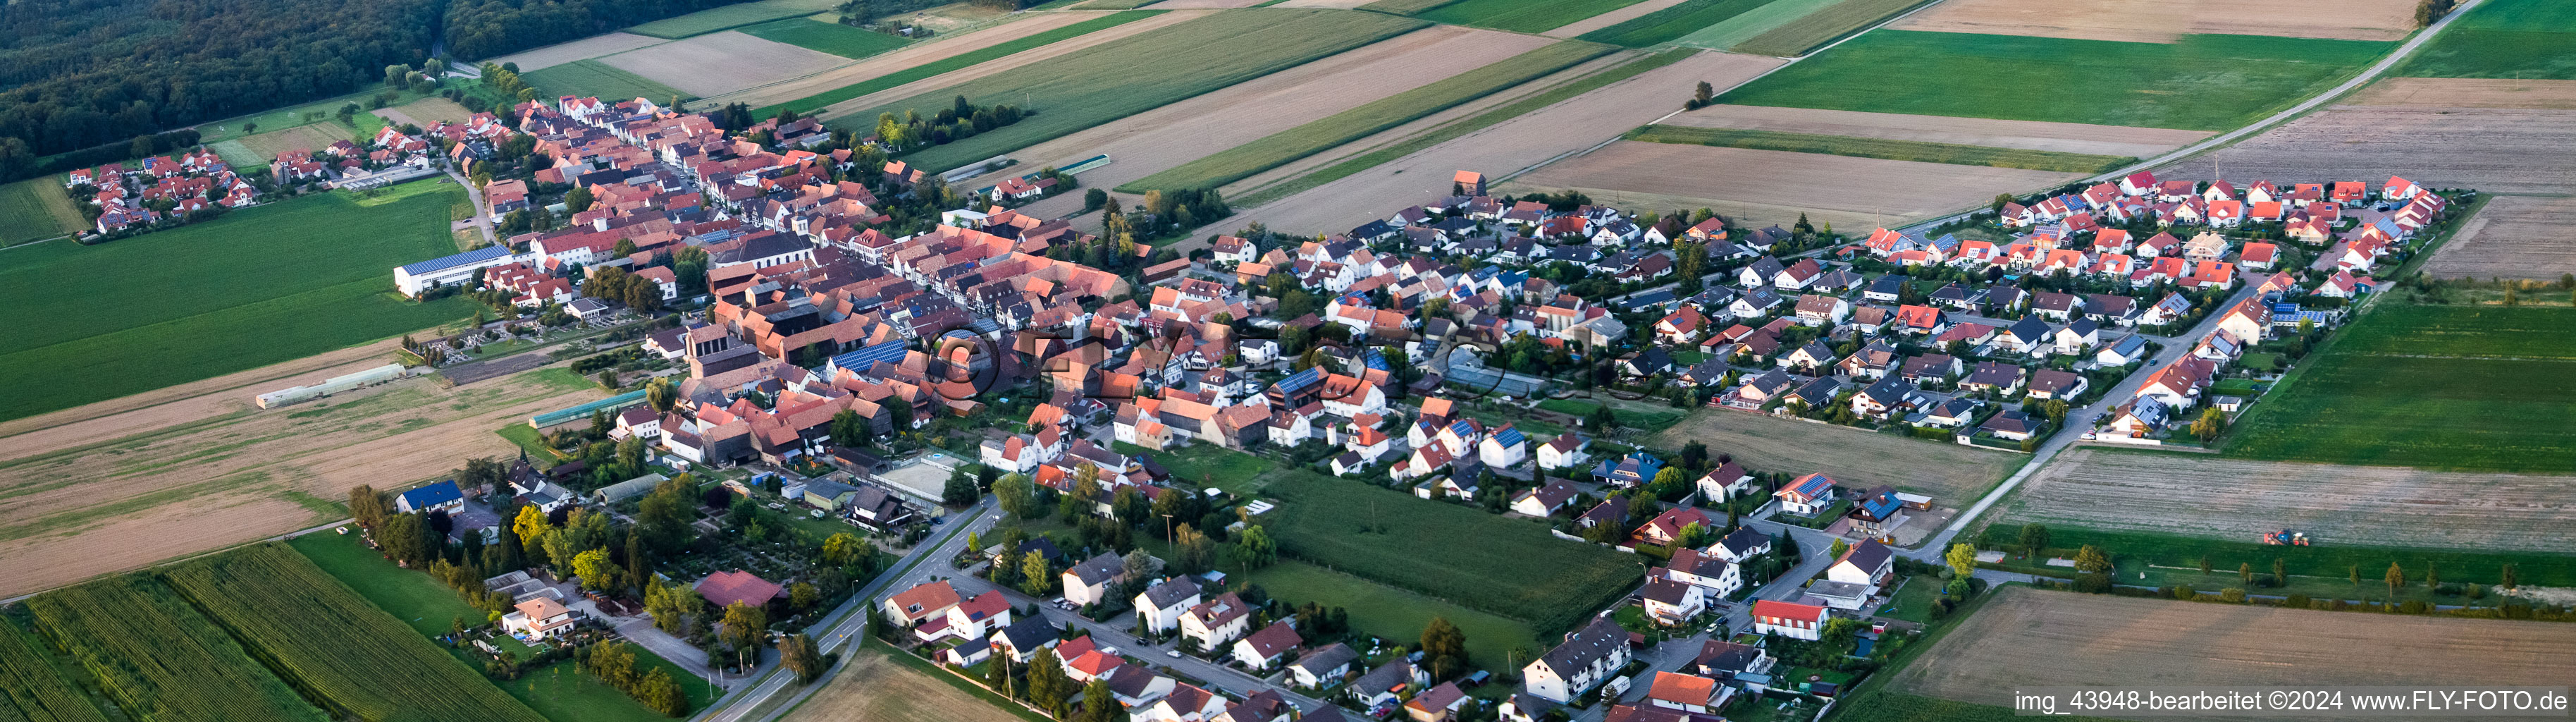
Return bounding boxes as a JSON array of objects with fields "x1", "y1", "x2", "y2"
[{"x1": 1478, "y1": 423, "x2": 1528, "y2": 468}]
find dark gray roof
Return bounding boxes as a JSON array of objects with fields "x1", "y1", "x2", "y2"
[
  {"x1": 1695, "y1": 640, "x2": 1763, "y2": 674},
  {"x1": 992, "y1": 615, "x2": 1057, "y2": 652},
  {"x1": 1140, "y1": 577, "x2": 1201, "y2": 608},
  {"x1": 1838, "y1": 539, "x2": 1892, "y2": 573},
  {"x1": 1067, "y1": 552, "x2": 1122, "y2": 586},
  {"x1": 1718, "y1": 527, "x2": 1769, "y2": 557},
  {"x1": 1292, "y1": 642, "x2": 1360, "y2": 675},
  {"x1": 1350, "y1": 659, "x2": 1415, "y2": 697},
  {"x1": 1535, "y1": 616, "x2": 1626, "y2": 674}
]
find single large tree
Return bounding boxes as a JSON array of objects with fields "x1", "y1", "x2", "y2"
[
  {"x1": 2017, "y1": 523, "x2": 2050, "y2": 558},
  {"x1": 1945, "y1": 543, "x2": 1978, "y2": 579},
  {"x1": 779, "y1": 633, "x2": 825, "y2": 684},
  {"x1": 720, "y1": 601, "x2": 769, "y2": 671},
  {"x1": 349, "y1": 484, "x2": 391, "y2": 531},
  {"x1": 1419, "y1": 617, "x2": 1469, "y2": 682}
]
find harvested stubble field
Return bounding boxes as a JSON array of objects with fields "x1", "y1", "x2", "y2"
[
  {"x1": 1231, "y1": 50, "x2": 1780, "y2": 235},
  {"x1": 1718, "y1": 0, "x2": 1927, "y2": 56},
  {"x1": 2004, "y1": 448, "x2": 2576, "y2": 553},
  {"x1": 832, "y1": 9, "x2": 1429, "y2": 173},
  {"x1": 211, "y1": 122, "x2": 357, "y2": 166},
  {"x1": 2396, "y1": 0, "x2": 2576, "y2": 80},
  {"x1": 1415, "y1": 0, "x2": 1648, "y2": 34},
  {"x1": 166, "y1": 545, "x2": 550, "y2": 722},
  {"x1": 522, "y1": 59, "x2": 689, "y2": 103},
  {"x1": 1107, "y1": 36, "x2": 1598, "y2": 195},
  {"x1": 598, "y1": 30, "x2": 849, "y2": 97},
  {"x1": 0, "y1": 186, "x2": 475, "y2": 422},
  {"x1": 726, "y1": 11, "x2": 1139, "y2": 113},
  {"x1": 2423, "y1": 195, "x2": 2576, "y2": 279},
  {"x1": 1894, "y1": 587, "x2": 2576, "y2": 721},
  {"x1": 0, "y1": 370, "x2": 600, "y2": 598},
  {"x1": 1663, "y1": 104, "x2": 2209, "y2": 157},
  {"x1": 1650, "y1": 409, "x2": 2021, "y2": 503},
  {"x1": 1892, "y1": 0, "x2": 2418, "y2": 44},
  {"x1": 2221, "y1": 303, "x2": 2576, "y2": 472},
  {"x1": 0, "y1": 178, "x2": 85, "y2": 243},
  {"x1": 1259, "y1": 467, "x2": 1644, "y2": 637},
  {"x1": 1508, "y1": 140, "x2": 2083, "y2": 232},
  {"x1": 782, "y1": 646, "x2": 1028, "y2": 722},
  {"x1": 739, "y1": 17, "x2": 913, "y2": 59},
  {"x1": 2349, "y1": 77, "x2": 2576, "y2": 109},
  {"x1": 1576, "y1": 0, "x2": 1783, "y2": 48},
  {"x1": 1718, "y1": 30, "x2": 2395, "y2": 130},
  {"x1": 378, "y1": 97, "x2": 476, "y2": 126},
  {"x1": 26, "y1": 576, "x2": 326, "y2": 722},
  {"x1": 1625, "y1": 125, "x2": 2133, "y2": 172},
  {"x1": 483, "y1": 32, "x2": 667, "y2": 71},
  {"x1": 2154, "y1": 99, "x2": 2576, "y2": 197}
]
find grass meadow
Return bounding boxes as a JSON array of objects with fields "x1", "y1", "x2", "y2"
[
  {"x1": 1259, "y1": 466, "x2": 1643, "y2": 637},
  {"x1": 1121, "y1": 40, "x2": 1614, "y2": 192},
  {"x1": 1415, "y1": 0, "x2": 1649, "y2": 34},
  {"x1": 837, "y1": 9, "x2": 1427, "y2": 173},
  {"x1": 0, "y1": 183, "x2": 475, "y2": 421},
  {"x1": 1234, "y1": 49, "x2": 1691, "y2": 207},
  {"x1": 1242, "y1": 560, "x2": 1541, "y2": 672},
  {"x1": 628, "y1": 0, "x2": 843, "y2": 38},
  {"x1": 1718, "y1": 0, "x2": 1925, "y2": 56},
  {"x1": 739, "y1": 17, "x2": 913, "y2": 58},
  {"x1": 1111, "y1": 441, "x2": 1274, "y2": 494},
  {"x1": 758, "y1": 11, "x2": 1164, "y2": 117},
  {"x1": 1578, "y1": 0, "x2": 1777, "y2": 48},
  {"x1": 2221, "y1": 302, "x2": 2576, "y2": 472},
  {"x1": 1974, "y1": 525, "x2": 2576, "y2": 589},
  {"x1": 289, "y1": 530, "x2": 486, "y2": 637},
  {"x1": 0, "y1": 178, "x2": 86, "y2": 244},
  {"x1": 1624, "y1": 125, "x2": 2133, "y2": 172},
  {"x1": 523, "y1": 60, "x2": 689, "y2": 103},
  {"x1": 2397, "y1": 0, "x2": 2576, "y2": 79},
  {"x1": 1718, "y1": 30, "x2": 2393, "y2": 130}
]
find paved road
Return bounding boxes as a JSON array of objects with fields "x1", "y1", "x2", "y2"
[
  {"x1": 1893, "y1": 283, "x2": 2259, "y2": 563},
  {"x1": 696, "y1": 496, "x2": 996, "y2": 722},
  {"x1": 1894, "y1": 0, "x2": 2486, "y2": 235},
  {"x1": 444, "y1": 166, "x2": 498, "y2": 247}
]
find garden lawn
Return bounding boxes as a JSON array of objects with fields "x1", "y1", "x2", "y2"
[
  {"x1": 1416, "y1": 0, "x2": 1648, "y2": 34},
  {"x1": 1241, "y1": 561, "x2": 1539, "y2": 672},
  {"x1": 498, "y1": 652, "x2": 717, "y2": 722},
  {"x1": 1113, "y1": 442, "x2": 1275, "y2": 494},
  {"x1": 760, "y1": 11, "x2": 1164, "y2": 117},
  {"x1": 1257, "y1": 467, "x2": 1643, "y2": 637},
  {"x1": 0, "y1": 186, "x2": 476, "y2": 421},
  {"x1": 1624, "y1": 125, "x2": 2133, "y2": 173},
  {"x1": 2222, "y1": 303, "x2": 2576, "y2": 472},
  {"x1": 739, "y1": 17, "x2": 913, "y2": 59},
  {"x1": 628, "y1": 0, "x2": 843, "y2": 38},
  {"x1": 1121, "y1": 40, "x2": 1614, "y2": 192},
  {"x1": 288, "y1": 529, "x2": 485, "y2": 637},
  {"x1": 1538, "y1": 398, "x2": 1685, "y2": 429},
  {"x1": 837, "y1": 9, "x2": 1429, "y2": 173},
  {"x1": 1875, "y1": 575, "x2": 1941, "y2": 623},
  {"x1": 2396, "y1": 0, "x2": 2576, "y2": 80},
  {"x1": 1577, "y1": 0, "x2": 1777, "y2": 48},
  {"x1": 1715, "y1": 30, "x2": 2394, "y2": 130},
  {"x1": 0, "y1": 178, "x2": 85, "y2": 244},
  {"x1": 522, "y1": 60, "x2": 689, "y2": 104}
]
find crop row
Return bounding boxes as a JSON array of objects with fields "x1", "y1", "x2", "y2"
[
  {"x1": 161, "y1": 544, "x2": 548, "y2": 722},
  {"x1": 25, "y1": 576, "x2": 324, "y2": 722},
  {"x1": 0, "y1": 618, "x2": 109, "y2": 722}
]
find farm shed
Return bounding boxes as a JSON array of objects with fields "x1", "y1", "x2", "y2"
[{"x1": 254, "y1": 363, "x2": 411, "y2": 408}]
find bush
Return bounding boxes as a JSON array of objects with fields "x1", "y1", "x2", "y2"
[
  {"x1": 2219, "y1": 587, "x2": 2247, "y2": 603},
  {"x1": 2284, "y1": 594, "x2": 2310, "y2": 608},
  {"x1": 2171, "y1": 585, "x2": 2197, "y2": 601},
  {"x1": 2072, "y1": 573, "x2": 2112, "y2": 594},
  {"x1": 2398, "y1": 600, "x2": 2432, "y2": 614}
]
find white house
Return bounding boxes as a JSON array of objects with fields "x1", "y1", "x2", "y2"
[
  {"x1": 501, "y1": 596, "x2": 579, "y2": 640},
  {"x1": 1536, "y1": 434, "x2": 1590, "y2": 471},
  {"x1": 1060, "y1": 552, "x2": 1124, "y2": 608},
  {"x1": 1231, "y1": 620, "x2": 1302, "y2": 669},
  {"x1": 1135, "y1": 577, "x2": 1204, "y2": 635},
  {"x1": 1643, "y1": 577, "x2": 1707, "y2": 626},
  {"x1": 1521, "y1": 617, "x2": 1631, "y2": 703},
  {"x1": 1751, "y1": 599, "x2": 1827, "y2": 641},
  {"x1": 1825, "y1": 540, "x2": 1895, "y2": 590},
  {"x1": 1478, "y1": 425, "x2": 1529, "y2": 468},
  {"x1": 1180, "y1": 592, "x2": 1255, "y2": 650}
]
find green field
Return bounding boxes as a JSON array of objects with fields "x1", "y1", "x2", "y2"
[
  {"x1": 2396, "y1": 0, "x2": 2576, "y2": 79},
  {"x1": 0, "y1": 618, "x2": 110, "y2": 722},
  {"x1": 739, "y1": 16, "x2": 914, "y2": 58},
  {"x1": 1538, "y1": 397, "x2": 1687, "y2": 429},
  {"x1": 1233, "y1": 48, "x2": 1685, "y2": 208},
  {"x1": 1578, "y1": 0, "x2": 1776, "y2": 48},
  {"x1": 1243, "y1": 560, "x2": 1541, "y2": 673},
  {"x1": 1975, "y1": 525, "x2": 2576, "y2": 589},
  {"x1": 1114, "y1": 441, "x2": 1276, "y2": 494},
  {"x1": 1259, "y1": 467, "x2": 1644, "y2": 636},
  {"x1": 1719, "y1": 0, "x2": 1925, "y2": 56},
  {"x1": 1625, "y1": 125, "x2": 2133, "y2": 173},
  {"x1": 834, "y1": 9, "x2": 1428, "y2": 173},
  {"x1": 1357, "y1": 0, "x2": 1458, "y2": 14},
  {"x1": 166, "y1": 545, "x2": 550, "y2": 722},
  {"x1": 1873, "y1": 575, "x2": 1941, "y2": 623},
  {"x1": 1123, "y1": 41, "x2": 1613, "y2": 193},
  {"x1": 758, "y1": 10, "x2": 1164, "y2": 117},
  {"x1": 2222, "y1": 303, "x2": 2576, "y2": 472},
  {"x1": 523, "y1": 60, "x2": 689, "y2": 103},
  {"x1": 1415, "y1": 0, "x2": 1648, "y2": 33},
  {"x1": 499, "y1": 653, "x2": 717, "y2": 722},
  {"x1": 0, "y1": 184, "x2": 475, "y2": 421},
  {"x1": 629, "y1": 0, "x2": 844, "y2": 38},
  {"x1": 26, "y1": 576, "x2": 327, "y2": 722},
  {"x1": 0, "y1": 178, "x2": 85, "y2": 245},
  {"x1": 1718, "y1": 30, "x2": 2393, "y2": 130},
  {"x1": 289, "y1": 530, "x2": 488, "y2": 637}
]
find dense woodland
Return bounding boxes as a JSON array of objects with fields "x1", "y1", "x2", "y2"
[{"x1": 0, "y1": 0, "x2": 746, "y2": 165}]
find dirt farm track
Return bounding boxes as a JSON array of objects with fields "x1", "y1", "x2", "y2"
[
  {"x1": 2000, "y1": 448, "x2": 2576, "y2": 553},
  {"x1": 1895, "y1": 587, "x2": 2576, "y2": 721}
]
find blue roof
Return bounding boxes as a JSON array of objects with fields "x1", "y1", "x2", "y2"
[
  {"x1": 1449, "y1": 420, "x2": 1476, "y2": 437},
  {"x1": 1789, "y1": 473, "x2": 1836, "y2": 497},
  {"x1": 1274, "y1": 367, "x2": 1322, "y2": 396},
  {"x1": 1860, "y1": 494, "x2": 1902, "y2": 519},
  {"x1": 397, "y1": 245, "x2": 512, "y2": 276},
  {"x1": 1494, "y1": 427, "x2": 1526, "y2": 448},
  {"x1": 1364, "y1": 349, "x2": 1390, "y2": 372},
  {"x1": 400, "y1": 480, "x2": 462, "y2": 509},
  {"x1": 828, "y1": 340, "x2": 909, "y2": 373}
]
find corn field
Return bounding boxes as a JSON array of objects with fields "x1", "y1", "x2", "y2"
[
  {"x1": 161, "y1": 544, "x2": 548, "y2": 722},
  {"x1": 0, "y1": 618, "x2": 109, "y2": 722},
  {"x1": 24, "y1": 576, "x2": 324, "y2": 722}
]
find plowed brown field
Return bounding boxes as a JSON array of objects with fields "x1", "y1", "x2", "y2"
[
  {"x1": 1662, "y1": 105, "x2": 2207, "y2": 157},
  {"x1": 701, "y1": 11, "x2": 1104, "y2": 109},
  {"x1": 598, "y1": 30, "x2": 850, "y2": 97},
  {"x1": 2349, "y1": 77, "x2": 2576, "y2": 109},
  {"x1": 1895, "y1": 587, "x2": 2576, "y2": 721},
  {"x1": 486, "y1": 32, "x2": 668, "y2": 71},
  {"x1": 1507, "y1": 140, "x2": 2084, "y2": 231},
  {"x1": 2424, "y1": 196, "x2": 2576, "y2": 279},
  {"x1": 1894, "y1": 0, "x2": 2418, "y2": 43},
  {"x1": 2002, "y1": 448, "x2": 2576, "y2": 552}
]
